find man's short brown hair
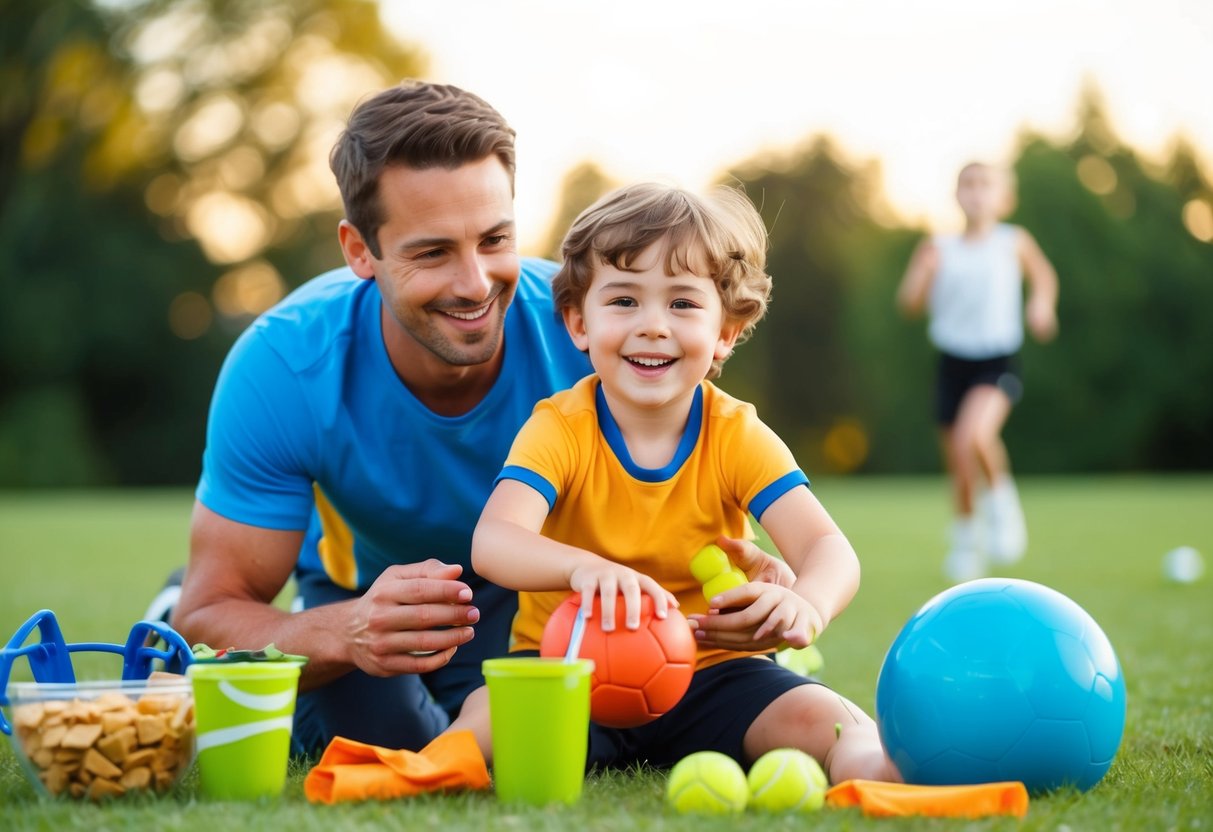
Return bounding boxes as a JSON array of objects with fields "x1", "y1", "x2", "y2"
[
  {"x1": 553, "y1": 183, "x2": 771, "y2": 379},
  {"x1": 329, "y1": 81, "x2": 516, "y2": 257}
]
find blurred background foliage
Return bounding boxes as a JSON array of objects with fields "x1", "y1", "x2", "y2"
[
  {"x1": 1, "y1": 0, "x2": 422, "y2": 485},
  {"x1": 719, "y1": 95, "x2": 1213, "y2": 476},
  {"x1": 2, "y1": 0, "x2": 1211, "y2": 487}
]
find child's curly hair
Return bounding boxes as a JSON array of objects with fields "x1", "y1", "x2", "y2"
[{"x1": 552, "y1": 183, "x2": 771, "y2": 379}]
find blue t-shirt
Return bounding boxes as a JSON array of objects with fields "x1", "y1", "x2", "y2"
[{"x1": 196, "y1": 258, "x2": 590, "y2": 706}]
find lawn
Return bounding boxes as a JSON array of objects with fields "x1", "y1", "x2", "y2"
[{"x1": 1, "y1": 477, "x2": 1210, "y2": 830}]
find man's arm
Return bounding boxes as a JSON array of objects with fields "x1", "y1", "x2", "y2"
[{"x1": 173, "y1": 501, "x2": 479, "y2": 691}]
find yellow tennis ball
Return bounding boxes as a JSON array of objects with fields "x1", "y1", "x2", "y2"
[
  {"x1": 746, "y1": 748, "x2": 828, "y2": 812},
  {"x1": 775, "y1": 644, "x2": 825, "y2": 676},
  {"x1": 666, "y1": 751, "x2": 749, "y2": 814}
]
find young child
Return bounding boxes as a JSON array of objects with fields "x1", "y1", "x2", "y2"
[
  {"x1": 452, "y1": 182, "x2": 900, "y2": 784},
  {"x1": 896, "y1": 162, "x2": 1059, "y2": 582}
]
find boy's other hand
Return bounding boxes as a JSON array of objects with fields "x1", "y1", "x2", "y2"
[{"x1": 686, "y1": 582, "x2": 822, "y2": 652}]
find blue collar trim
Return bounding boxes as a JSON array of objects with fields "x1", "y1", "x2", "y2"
[{"x1": 595, "y1": 383, "x2": 703, "y2": 483}]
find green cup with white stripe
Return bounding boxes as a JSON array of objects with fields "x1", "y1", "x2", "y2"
[{"x1": 187, "y1": 662, "x2": 302, "y2": 799}]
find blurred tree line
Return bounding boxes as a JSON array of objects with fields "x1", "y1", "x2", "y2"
[
  {"x1": 728, "y1": 89, "x2": 1213, "y2": 475},
  {"x1": 2, "y1": 2, "x2": 1210, "y2": 486}
]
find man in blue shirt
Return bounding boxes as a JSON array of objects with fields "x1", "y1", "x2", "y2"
[
  {"x1": 172, "y1": 82, "x2": 592, "y2": 753},
  {"x1": 171, "y1": 81, "x2": 788, "y2": 754}
]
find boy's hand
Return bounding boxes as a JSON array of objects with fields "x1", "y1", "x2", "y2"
[
  {"x1": 715, "y1": 535, "x2": 795, "y2": 587},
  {"x1": 689, "y1": 582, "x2": 824, "y2": 651},
  {"x1": 748, "y1": 584, "x2": 824, "y2": 646},
  {"x1": 569, "y1": 560, "x2": 678, "y2": 632}
]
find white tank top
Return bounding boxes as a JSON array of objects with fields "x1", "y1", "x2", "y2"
[{"x1": 928, "y1": 223, "x2": 1023, "y2": 359}]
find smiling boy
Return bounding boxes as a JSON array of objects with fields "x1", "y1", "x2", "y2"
[{"x1": 453, "y1": 183, "x2": 900, "y2": 782}]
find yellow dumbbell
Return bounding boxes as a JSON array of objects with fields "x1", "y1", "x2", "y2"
[{"x1": 690, "y1": 544, "x2": 748, "y2": 603}]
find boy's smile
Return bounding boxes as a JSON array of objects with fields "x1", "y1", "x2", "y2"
[{"x1": 625, "y1": 352, "x2": 677, "y2": 375}]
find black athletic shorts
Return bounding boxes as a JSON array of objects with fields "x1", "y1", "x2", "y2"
[
  {"x1": 513, "y1": 651, "x2": 822, "y2": 769},
  {"x1": 935, "y1": 352, "x2": 1023, "y2": 426}
]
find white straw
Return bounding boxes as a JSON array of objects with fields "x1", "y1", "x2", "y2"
[{"x1": 564, "y1": 607, "x2": 587, "y2": 663}]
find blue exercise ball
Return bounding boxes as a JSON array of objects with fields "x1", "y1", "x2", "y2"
[{"x1": 876, "y1": 578, "x2": 1126, "y2": 792}]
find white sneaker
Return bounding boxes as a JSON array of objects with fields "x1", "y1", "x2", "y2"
[
  {"x1": 943, "y1": 517, "x2": 987, "y2": 583},
  {"x1": 984, "y1": 478, "x2": 1027, "y2": 565}
]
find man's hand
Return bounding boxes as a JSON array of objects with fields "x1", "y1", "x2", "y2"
[{"x1": 346, "y1": 560, "x2": 480, "y2": 676}]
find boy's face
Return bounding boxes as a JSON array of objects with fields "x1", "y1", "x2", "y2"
[
  {"x1": 956, "y1": 164, "x2": 1009, "y2": 224},
  {"x1": 563, "y1": 242, "x2": 740, "y2": 414}
]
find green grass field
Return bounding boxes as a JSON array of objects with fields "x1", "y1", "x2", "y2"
[{"x1": 1, "y1": 477, "x2": 1210, "y2": 830}]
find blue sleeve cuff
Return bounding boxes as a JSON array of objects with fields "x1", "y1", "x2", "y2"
[
  {"x1": 195, "y1": 477, "x2": 313, "y2": 531},
  {"x1": 749, "y1": 471, "x2": 810, "y2": 521},
  {"x1": 494, "y1": 465, "x2": 558, "y2": 511}
]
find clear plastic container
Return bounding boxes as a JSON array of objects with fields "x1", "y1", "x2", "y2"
[{"x1": 6, "y1": 675, "x2": 195, "y2": 800}]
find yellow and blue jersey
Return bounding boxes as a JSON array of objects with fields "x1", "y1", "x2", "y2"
[{"x1": 499, "y1": 374, "x2": 809, "y2": 668}]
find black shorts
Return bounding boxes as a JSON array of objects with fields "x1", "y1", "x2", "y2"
[
  {"x1": 513, "y1": 652, "x2": 821, "y2": 770},
  {"x1": 935, "y1": 352, "x2": 1023, "y2": 426}
]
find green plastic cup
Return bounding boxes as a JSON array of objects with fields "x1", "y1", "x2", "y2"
[
  {"x1": 187, "y1": 662, "x2": 302, "y2": 799},
  {"x1": 483, "y1": 657, "x2": 594, "y2": 805}
]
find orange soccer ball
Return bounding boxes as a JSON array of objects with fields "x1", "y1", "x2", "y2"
[{"x1": 540, "y1": 593, "x2": 697, "y2": 728}]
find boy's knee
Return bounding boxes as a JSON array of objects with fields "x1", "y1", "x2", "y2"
[
  {"x1": 826, "y1": 722, "x2": 901, "y2": 784},
  {"x1": 745, "y1": 685, "x2": 867, "y2": 762}
]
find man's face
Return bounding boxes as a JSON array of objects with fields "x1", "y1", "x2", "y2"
[{"x1": 342, "y1": 156, "x2": 519, "y2": 370}]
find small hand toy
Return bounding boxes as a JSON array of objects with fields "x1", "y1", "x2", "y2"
[
  {"x1": 689, "y1": 544, "x2": 747, "y2": 603},
  {"x1": 689, "y1": 544, "x2": 824, "y2": 671}
]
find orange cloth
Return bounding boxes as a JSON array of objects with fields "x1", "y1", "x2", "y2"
[
  {"x1": 826, "y1": 779, "x2": 1029, "y2": 819},
  {"x1": 303, "y1": 730, "x2": 491, "y2": 804}
]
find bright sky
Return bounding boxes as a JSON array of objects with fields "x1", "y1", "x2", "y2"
[{"x1": 379, "y1": 0, "x2": 1212, "y2": 252}]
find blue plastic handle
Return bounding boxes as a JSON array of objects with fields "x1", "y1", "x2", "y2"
[
  {"x1": 122, "y1": 620, "x2": 192, "y2": 678},
  {"x1": 0, "y1": 610, "x2": 193, "y2": 736},
  {"x1": 0, "y1": 610, "x2": 74, "y2": 688}
]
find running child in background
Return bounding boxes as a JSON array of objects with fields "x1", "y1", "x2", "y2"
[
  {"x1": 896, "y1": 162, "x2": 1059, "y2": 583},
  {"x1": 450, "y1": 182, "x2": 900, "y2": 783}
]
